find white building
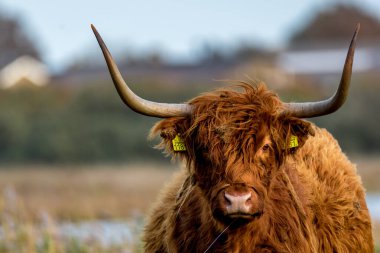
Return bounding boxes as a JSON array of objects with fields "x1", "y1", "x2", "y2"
[
  {"x1": 0, "y1": 55, "x2": 50, "y2": 89},
  {"x1": 277, "y1": 47, "x2": 380, "y2": 76}
]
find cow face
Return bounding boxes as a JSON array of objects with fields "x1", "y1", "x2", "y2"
[{"x1": 152, "y1": 83, "x2": 314, "y2": 226}]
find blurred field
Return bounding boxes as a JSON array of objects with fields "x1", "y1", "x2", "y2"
[
  {"x1": 354, "y1": 156, "x2": 380, "y2": 192},
  {"x1": 0, "y1": 163, "x2": 178, "y2": 221},
  {"x1": 0, "y1": 157, "x2": 378, "y2": 251},
  {"x1": 0, "y1": 158, "x2": 378, "y2": 221},
  {"x1": 0, "y1": 163, "x2": 178, "y2": 252}
]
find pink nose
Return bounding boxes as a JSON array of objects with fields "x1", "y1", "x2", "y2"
[{"x1": 224, "y1": 192, "x2": 252, "y2": 214}]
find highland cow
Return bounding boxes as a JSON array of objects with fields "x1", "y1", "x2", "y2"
[{"x1": 91, "y1": 24, "x2": 373, "y2": 252}]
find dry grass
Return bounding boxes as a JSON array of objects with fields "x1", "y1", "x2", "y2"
[{"x1": 0, "y1": 163, "x2": 177, "y2": 221}]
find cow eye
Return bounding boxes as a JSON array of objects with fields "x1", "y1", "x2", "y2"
[{"x1": 262, "y1": 144, "x2": 270, "y2": 152}]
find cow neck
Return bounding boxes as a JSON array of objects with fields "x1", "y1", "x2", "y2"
[{"x1": 279, "y1": 167, "x2": 306, "y2": 219}]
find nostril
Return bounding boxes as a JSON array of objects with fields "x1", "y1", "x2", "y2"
[{"x1": 224, "y1": 194, "x2": 232, "y2": 205}]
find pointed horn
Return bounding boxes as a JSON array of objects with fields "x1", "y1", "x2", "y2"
[
  {"x1": 91, "y1": 24, "x2": 192, "y2": 118},
  {"x1": 283, "y1": 23, "x2": 360, "y2": 118}
]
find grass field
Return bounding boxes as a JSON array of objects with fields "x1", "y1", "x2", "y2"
[
  {"x1": 0, "y1": 163, "x2": 178, "y2": 253},
  {"x1": 0, "y1": 157, "x2": 378, "y2": 252},
  {"x1": 0, "y1": 163, "x2": 177, "y2": 221}
]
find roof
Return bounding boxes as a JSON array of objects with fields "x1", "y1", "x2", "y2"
[{"x1": 0, "y1": 55, "x2": 50, "y2": 88}]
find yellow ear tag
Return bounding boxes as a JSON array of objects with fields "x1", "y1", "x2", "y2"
[
  {"x1": 172, "y1": 135, "x2": 186, "y2": 151},
  {"x1": 288, "y1": 135, "x2": 299, "y2": 148}
]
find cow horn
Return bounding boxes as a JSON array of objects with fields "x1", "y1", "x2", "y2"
[
  {"x1": 283, "y1": 24, "x2": 360, "y2": 118},
  {"x1": 91, "y1": 24, "x2": 192, "y2": 118}
]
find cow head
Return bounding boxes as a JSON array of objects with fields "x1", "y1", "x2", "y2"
[
  {"x1": 150, "y1": 83, "x2": 315, "y2": 225},
  {"x1": 91, "y1": 24, "x2": 359, "y2": 226}
]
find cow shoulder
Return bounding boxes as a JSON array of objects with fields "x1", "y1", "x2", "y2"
[{"x1": 293, "y1": 125, "x2": 373, "y2": 252}]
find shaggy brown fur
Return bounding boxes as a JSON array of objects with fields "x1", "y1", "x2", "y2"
[{"x1": 143, "y1": 82, "x2": 373, "y2": 253}]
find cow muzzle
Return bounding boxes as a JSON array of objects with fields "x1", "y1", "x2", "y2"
[
  {"x1": 224, "y1": 191, "x2": 252, "y2": 215},
  {"x1": 215, "y1": 183, "x2": 263, "y2": 223}
]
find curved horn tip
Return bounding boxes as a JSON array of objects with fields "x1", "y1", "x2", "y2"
[
  {"x1": 90, "y1": 24, "x2": 101, "y2": 38},
  {"x1": 355, "y1": 23, "x2": 360, "y2": 32},
  {"x1": 90, "y1": 24, "x2": 96, "y2": 32},
  {"x1": 352, "y1": 23, "x2": 360, "y2": 41}
]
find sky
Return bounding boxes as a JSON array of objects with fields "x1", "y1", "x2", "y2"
[{"x1": 0, "y1": 0, "x2": 380, "y2": 72}]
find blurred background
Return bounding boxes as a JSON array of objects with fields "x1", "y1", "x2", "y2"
[{"x1": 0, "y1": 0, "x2": 379, "y2": 252}]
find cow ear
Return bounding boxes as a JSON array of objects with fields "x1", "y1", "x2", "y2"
[
  {"x1": 276, "y1": 117, "x2": 315, "y2": 154},
  {"x1": 288, "y1": 118, "x2": 315, "y2": 149},
  {"x1": 149, "y1": 117, "x2": 190, "y2": 157}
]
